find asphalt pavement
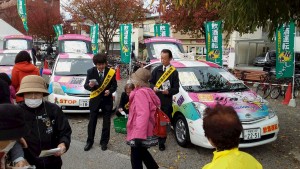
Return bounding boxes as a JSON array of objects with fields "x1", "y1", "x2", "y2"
[
  {"x1": 62, "y1": 140, "x2": 133, "y2": 169},
  {"x1": 60, "y1": 78, "x2": 300, "y2": 169}
]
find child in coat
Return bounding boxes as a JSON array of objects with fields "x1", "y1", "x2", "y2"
[{"x1": 116, "y1": 83, "x2": 134, "y2": 117}]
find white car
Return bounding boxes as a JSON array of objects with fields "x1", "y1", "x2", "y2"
[
  {"x1": 43, "y1": 53, "x2": 117, "y2": 113},
  {"x1": 145, "y1": 59, "x2": 279, "y2": 148}
]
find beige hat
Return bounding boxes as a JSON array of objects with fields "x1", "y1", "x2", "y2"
[
  {"x1": 131, "y1": 68, "x2": 151, "y2": 87},
  {"x1": 16, "y1": 75, "x2": 49, "y2": 96}
]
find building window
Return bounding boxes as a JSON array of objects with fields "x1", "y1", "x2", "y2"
[
  {"x1": 143, "y1": 24, "x2": 150, "y2": 32},
  {"x1": 296, "y1": 27, "x2": 300, "y2": 37},
  {"x1": 109, "y1": 42, "x2": 120, "y2": 50}
]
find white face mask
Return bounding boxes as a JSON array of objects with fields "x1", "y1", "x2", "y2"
[{"x1": 25, "y1": 98, "x2": 43, "y2": 108}]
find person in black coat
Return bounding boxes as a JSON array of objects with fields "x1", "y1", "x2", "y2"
[
  {"x1": 0, "y1": 78, "x2": 11, "y2": 104},
  {"x1": 16, "y1": 75, "x2": 72, "y2": 169},
  {"x1": 84, "y1": 53, "x2": 117, "y2": 151},
  {"x1": 149, "y1": 49, "x2": 179, "y2": 151},
  {"x1": 116, "y1": 83, "x2": 134, "y2": 116}
]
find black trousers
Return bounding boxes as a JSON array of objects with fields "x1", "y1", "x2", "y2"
[
  {"x1": 158, "y1": 105, "x2": 172, "y2": 145},
  {"x1": 87, "y1": 104, "x2": 112, "y2": 145},
  {"x1": 130, "y1": 147, "x2": 159, "y2": 169}
]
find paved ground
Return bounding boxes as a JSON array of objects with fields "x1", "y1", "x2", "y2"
[
  {"x1": 62, "y1": 140, "x2": 133, "y2": 169},
  {"x1": 60, "y1": 78, "x2": 300, "y2": 169}
]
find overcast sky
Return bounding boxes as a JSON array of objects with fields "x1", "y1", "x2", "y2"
[{"x1": 60, "y1": 0, "x2": 159, "y2": 19}]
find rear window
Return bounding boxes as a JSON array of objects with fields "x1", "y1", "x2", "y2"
[
  {"x1": 257, "y1": 53, "x2": 266, "y2": 58},
  {"x1": 269, "y1": 51, "x2": 276, "y2": 60},
  {"x1": 295, "y1": 53, "x2": 300, "y2": 62}
]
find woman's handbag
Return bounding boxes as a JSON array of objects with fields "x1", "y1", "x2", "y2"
[{"x1": 153, "y1": 108, "x2": 170, "y2": 138}]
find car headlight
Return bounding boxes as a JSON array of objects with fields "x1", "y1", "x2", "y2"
[
  {"x1": 267, "y1": 106, "x2": 276, "y2": 119},
  {"x1": 264, "y1": 101, "x2": 276, "y2": 119},
  {"x1": 53, "y1": 82, "x2": 65, "y2": 95},
  {"x1": 192, "y1": 102, "x2": 207, "y2": 118}
]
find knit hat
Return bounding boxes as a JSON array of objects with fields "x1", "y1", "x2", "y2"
[
  {"x1": 16, "y1": 75, "x2": 49, "y2": 96},
  {"x1": 0, "y1": 104, "x2": 26, "y2": 140},
  {"x1": 131, "y1": 68, "x2": 151, "y2": 87}
]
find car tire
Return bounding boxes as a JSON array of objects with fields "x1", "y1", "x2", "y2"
[{"x1": 174, "y1": 114, "x2": 190, "y2": 147}]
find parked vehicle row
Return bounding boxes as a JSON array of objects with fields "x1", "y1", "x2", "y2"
[{"x1": 1, "y1": 35, "x2": 279, "y2": 150}]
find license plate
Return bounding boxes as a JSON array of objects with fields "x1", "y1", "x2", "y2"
[
  {"x1": 243, "y1": 128, "x2": 261, "y2": 140},
  {"x1": 79, "y1": 100, "x2": 89, "y2": 107}
]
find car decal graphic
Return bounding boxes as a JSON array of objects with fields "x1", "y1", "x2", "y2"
[
  {"x1": 53, "y1": 76, "x2": 89, "y2": 94},
  {"x1": 188, "y1": 91, "x2": 269, "y2": 120}
]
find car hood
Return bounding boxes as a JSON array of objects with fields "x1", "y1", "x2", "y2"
[
  {"x1": 2, "y1": 49, "x2": 30, "y2": 54},
  {"x1": 0, "y1": 66, "x2": 13, "y2": 77},
  {"x1": 188, "y1": 90, "x2": 269, "y2": 121},
  {"x1": 53, "y1": 76, "x2": 90, "y2": 94}
]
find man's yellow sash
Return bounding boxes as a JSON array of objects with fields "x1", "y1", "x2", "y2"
[
  {"x1": 90, "y1": 68, "x2": 115, "y2": 99},
  {"x1": 155, "y1": 66, "x2": 176, "y2": 88},
  {"x1": 125, "y1": 102, "x2": 129, "y2": 110}
]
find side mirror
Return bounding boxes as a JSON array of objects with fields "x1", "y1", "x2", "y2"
[{"x1": 43, "y1": 69, "x2": 52, "y2": 75}]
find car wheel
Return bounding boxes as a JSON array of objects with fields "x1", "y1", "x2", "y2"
[{"x1": 174, "y1": 114, "x2": 190, "y2": 147}]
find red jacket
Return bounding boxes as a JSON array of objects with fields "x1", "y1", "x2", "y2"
[{"x1": 11, "y1": 61, "x2": 40, "y2": 102}]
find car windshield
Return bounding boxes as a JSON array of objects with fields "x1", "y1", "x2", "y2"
[
  {"x1": 269, "y1": 51, "x2": 276, "y2": 60},
  {"x1": 61, "y1": 40, "x2": 92, "y2": 54},
  {"x1": 5, "y1": 39, "x2": 30, "y2": 50},
  {"x1": 177, "y1": 67, "x2": 248, "y2": 92},
  {"x1": 0, "y1": 53, "x2": 17, "y2": 66},
  {"x1": 54, "y1": 58, "x2": 94, "y2": 76},
  {"x1": 150, "y1": 43, "x2": 183, "y2": 59},
  {"x1": 257, "y1": 53, "x2": 266, "y2": 58}
]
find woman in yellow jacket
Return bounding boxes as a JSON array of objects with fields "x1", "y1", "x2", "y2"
[{"x1": 202, "y1": 104, "x2": 263, "y2": 169}]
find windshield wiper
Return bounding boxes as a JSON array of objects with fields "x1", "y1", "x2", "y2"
[
  {"x1": 59, "y1": 74, "x2": 86, "y2": 76},
  {"x1": 0, "y1": 64, "x2": 13, "y2": 66},
  {"x1": 217, "y1": 87, "x2": 249, "y2": 92},
  {"x1": 204, "y1": 87, "x2": 249, "y2": 93},
  {"x1": 184, "y1": 88, "x2": 196, "y2": 92}
]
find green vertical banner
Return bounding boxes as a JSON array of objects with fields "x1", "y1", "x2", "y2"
[
  {"x1": 154, "y1": 24, "x2": 170, "y2": 37},
  {"x1": 17, "y1": 0, "x2": 28, "y2": 32},
  {"x1": 205, "y1": 21, "x2": 223, "y2": 66},
  {"x1": 119, "y1": 24, "x2": 132, "y2": 63},
  {"x1": 53, "y1": 24, "x2": 63, "y2": 38},
  {"x1": 90, "y1": 24, "x2": 99, "y2": 54},
  {"x1": 275, "y1": 21, "x2": 295, "y2": 78}
]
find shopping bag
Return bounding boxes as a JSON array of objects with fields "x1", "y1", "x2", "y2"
[{"x1": 153, "y1": 108, "x2": 170, "y2": 138}]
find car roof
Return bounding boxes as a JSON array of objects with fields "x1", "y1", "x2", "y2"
[
  {"x1": 58, "y1": 34, "x2": 91, "y2": 42},
  {"x1": 149, "y1": 59, "x2": 220, "y2": 68},
  {"x1": 4, "y1": 35, "x2": 33, "y2": 40},
  {"x1": 144, "y1": 37, "x2": 182, "y2": 44},
  {"x1": 58, "y1": 53, "x2": 93, "y2": 59}
]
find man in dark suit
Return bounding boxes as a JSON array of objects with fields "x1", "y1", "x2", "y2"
[
  {"x1": 149, "y1": 49, "x2": 179, "y2": 151},
  {"x1": 84, "y1": 53, "x2": 117, "y2": 151}
]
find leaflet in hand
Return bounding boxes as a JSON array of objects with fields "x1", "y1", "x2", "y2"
[
  {"x1": 39, "y1": 148, "x2": 61, "y2": 157},
  {"x1": 89, "y1": 79, "x2": 99, "y2": 85}
]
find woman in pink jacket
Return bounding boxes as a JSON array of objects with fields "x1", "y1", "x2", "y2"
[{"x1": 126, "y1": 68, "x2": 161, "y2": 169}]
